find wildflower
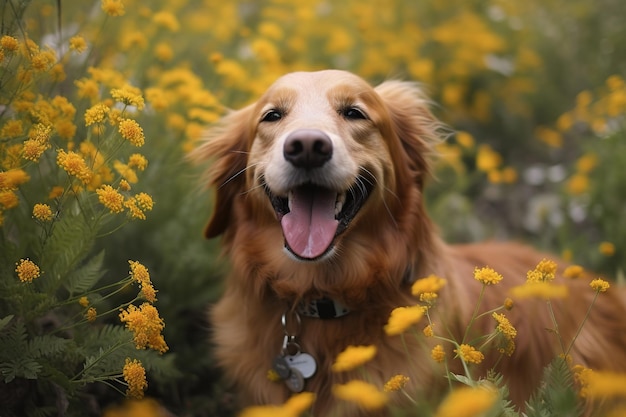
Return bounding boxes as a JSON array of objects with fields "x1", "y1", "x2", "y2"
[
  {"x1": 455, "y1": 344, "x2": 484, "y2": 364},
  {"x1": 563, "y1": 265, "x2": 584, "y2": 279},
  {"x1": 584, "y1": 370, "x2": 626, "y2": 399},
  {"x1": 455, "y1": 131, "x2": 475, "y2": 149},
  {"x1": 69, "y1": 35, "x2": 87, "y2": 53},
  {"x1": 503, "y1": 298, "x2": 514, "y2": 310},
  {"x1": 122, "y1": 358, "x2": 147, "y2": 399},
  {"x1": 119, "y1": 179, "x2": 131, "y2": 191},
  {"x1": 0, "y1": 35, "x2": 19, "y2": 52},
  {"x1": 86, "y1": 307, "x2": 97, "y2": 322},
  {"x1": 473, "y1": 266, "x2": 503, "y2": 285},
  {"x1": 1, "y1": 120, "x2": 24, "y2": 138},
  {"x1": 75, "y1": 78, "x2": 100, "y2": 100},
  {"x1": 590, "y1": 279, "x2": 610, "y2": 293},
  {"x1": 0, "y1": 169, "x2": 30, "y2": 189},
  {"x1": 384, "y1": 305, "x2": 424, "y2": 336},
  {"x1": 129, "y1": 260, "x2": 157, "y2": 302},
  {"x1": 0, "y1": 190, "x2": 18, "y2": 209},
  {"x1": 332, "y1": 345, "x2": 377, "y2": 372},
  {"x1": 435, "y1": 386, "x2": 497, "y2": 417},
  {"x1": 423, "y1": 324, "x2": 434, "y2": 337},
  {"x1": 111, "y1": 85, "x2": 145, "y2": 110},
  {"x1": 411, "y1": 274, "x2": 447, "y2": 296},
  {"x1": 101, "y1": 0, "x2": 125, "y2": 16},
  {"x1": 152, "y1": 11, "x2": 180, "y2": 32},
  {"x1": 476, "y1": 144, "x2": 502, "y2": 172},
  {"x1": 96, "y1": 185, "x2": 124, "y2": 213},
  {"x1": 599, "y1": 242, "x2": 615, "y2": 257},
  {"x1": 510, "y1": 282, "x2": 569, "y2": 300},
  {"x1": 84, "y1": 103, "x2": 110, "y2": 126},
  {"x1": 48, "y1": 186, "x2": 64, "y2": 199},
  {"x1": 567, "y1": 174, "x2": 589, "y2": 195},
  {"x1": 32, "y1": 203, "x2": 53, "y2": 221},
  {"x1": 573, "y1": 364, "x2": 593, "y2": 398},
  {"x1": 332, "y1": 380, "x2": 388, "y2": 411},
  {"x1": 118, "y1": 119, "x2": 145, "y2": 146},
  {"x1": 383, "y1": 374, "x2": 410, "y2": 392},
  {"x1": 240, "y1": 392, "x2": 316, "y2": 417},
  {"x1": 492, "y1": 313, "x2": 517, "y2": 356},
  {"x1": 119, "y1": 303, "x2": 168, "y2": 353},
  {"x1": 57, "y1": 150, "x2": 92, "y2": 184},
  {"x1": 419, "y1": 291, "x2": 439, "y2": 305},
  {"x1": 22, "y1": 124, "x2": 52, "y2": 161},
  {"x1": 79, "y1": 296, "x2": 90, "y2": 307},
  {"x1": 535, "y1": 259, "x2": 557, "y2": 280},
  {"x1": 431, "y1": 344, "x2": 446, "y2": 363},
  {"x1": 114, "y1": 161, "x2": 138, "y2": 183},
  {"x1": 127, "y1": 154, "x2": 148, "y2": 171},
  {"x1": 16, "y1": 259, "x2": 41, "y2": 283}
]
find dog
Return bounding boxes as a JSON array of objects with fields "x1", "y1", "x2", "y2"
[{"x1": 192, "y1": 70, "x2": 626, "y2": 416}]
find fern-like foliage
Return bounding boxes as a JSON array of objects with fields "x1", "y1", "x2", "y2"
[{"x1": 524, "y1": 357, "x2": 583, "y2": 417}]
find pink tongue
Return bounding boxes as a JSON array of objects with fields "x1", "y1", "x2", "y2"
[{"x1": 281, "y1": 186, "x2": 339, "y2": 259}]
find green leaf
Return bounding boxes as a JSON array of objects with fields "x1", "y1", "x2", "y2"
[
  {"x1": 0, "y1": 315, "x2": 14, "y2": 332},
  {"x1": 63, "y1": 250, "x2": 107, "y2": 295}
]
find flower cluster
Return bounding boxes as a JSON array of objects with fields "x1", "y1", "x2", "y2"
[{"x1": 119, "y1": 302, "x2": 168, "y2": 353}]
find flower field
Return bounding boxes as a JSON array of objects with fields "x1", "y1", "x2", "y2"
[{"x1": 0, "y1": 0, "x2": 625, "y2": 416}]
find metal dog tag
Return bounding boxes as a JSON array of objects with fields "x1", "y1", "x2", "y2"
[
  {"x1": 284, "y1": 367, "x2": 305, "y2": 393},
  {"x1": 272, "y1": 355, "x2": 291, "y2": 379},
  {"x1": 286, "y1": 352, "x2": 317, "y2": 379}
]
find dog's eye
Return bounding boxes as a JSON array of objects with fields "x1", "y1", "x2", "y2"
[
  {"x1": 342, "y1": 107, "x2": 368, "y2": 120},
  {"x1": 261, "y1": 110, "x2": 283, "y2": 122}
]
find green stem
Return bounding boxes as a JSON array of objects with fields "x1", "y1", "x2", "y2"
[
  {"x1": 546, "y1": 300, "x2": 566, "y2": 354},
  {"x1": 462, "y1": 284, "x2": 486, "y2": 344},
  {"x1": 565, "y1": 291, "x2": 599, "y2": 356}
]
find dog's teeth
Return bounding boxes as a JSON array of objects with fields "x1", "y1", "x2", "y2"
[{"x1": 335, "y1": 193, "x2": 346, "y2": 216}]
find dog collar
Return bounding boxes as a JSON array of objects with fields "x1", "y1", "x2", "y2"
[{"x1": 297, "y1": 297, "x2": 350, "y2": 319}]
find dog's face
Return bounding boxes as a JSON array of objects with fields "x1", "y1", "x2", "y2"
[{"x1": 197, "y1": 70, "x2": 440, "y2": 264}]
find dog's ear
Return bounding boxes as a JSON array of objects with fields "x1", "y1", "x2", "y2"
[
  {"x1": 190, "y1": 104, "x2": 255, "y2": 238},
  {"x1": 374, "y1": 81, "x2": 446, "y2": 189}
]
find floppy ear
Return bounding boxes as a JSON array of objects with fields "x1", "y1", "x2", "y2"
[
  {"x1": 190, "y1": 104, "x2": 255, "y2": 238},
  {"x1": 374, "y1": 81, "x2": 446, "y2": 189}
]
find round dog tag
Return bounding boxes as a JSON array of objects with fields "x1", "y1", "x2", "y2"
[
  {"x1": 286, "y1": 352, "x2": 317, "y2": 379},
  {"x1": 272, "y1": 355, "x2": 291, "y2": 379},
  {"x1": 284, "y1": 367, "x2": 305, "y2": 393}
]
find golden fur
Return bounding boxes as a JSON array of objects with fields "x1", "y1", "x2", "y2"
[{"x1": 192, "y1": 70, "x2": 626, "y2": 416}]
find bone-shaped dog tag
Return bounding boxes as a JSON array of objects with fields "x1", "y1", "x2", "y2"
[
  {"x1": 272, "y1": 355, "x2": 291, "y2": 380},
  {"x1": 286, "y1": 352, "x2": 317, "y2": 379},
  {"x1": 284, "y1": 367, "x2": 305, "y2": 393}
]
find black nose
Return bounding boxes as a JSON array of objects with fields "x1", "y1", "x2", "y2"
[{"x1": 283, "y1": 129, "x2": 333, "y2": 169}]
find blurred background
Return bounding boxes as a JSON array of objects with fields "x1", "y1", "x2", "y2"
[{"x1": 1, "y1": 0, "x2": 625, "y2": 415}]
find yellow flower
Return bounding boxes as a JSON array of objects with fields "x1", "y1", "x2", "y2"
[
  {"x1": 0, "y1": 35, "x2": 19, "y2": 52},
  {"x1": 22, "y1": 124, "x2": 52, "y2": 161},
  {"x1": 75, "y1": 78, "x2": 100, "y2": 100},
  {"x1": 129, "y1": 260, "x2": 157, "y2": 303},
  {"x1": 113, "y1": 161, "x2": 138, "y2": 183},
  {"x1": 567, "y1": 174, "x2": 589, "y2": 195},
  {"x1": 332, "y1": 345, "x2": 377, "y2": 372},
  {"x1": 431, "y1": 344, "x2": 446, "y2": 363},
  {"x1": 119, "y1": 303, "x2": 168, "y2": 353},
  {"x1": 101, "y1": 0, "x2": 125, "y2": 17},
  {"x1": 79, "y1": 296, "x2": 90, "y2": 307},
  {"x1": 15, "y1": 258, "x2": 41, "y2": 283},
  {"x1": 0, "y1": 190, "x2": 18, "y2": 209},
  {"x1": 57, "y1": 150, "x2": 92, "y2": 184},
  {"x1": 86, "y1": 307, "x2": 97, "y2": 322},
  {"x1": 123, "y1": 358, "x2": 147, "y2": 399},
  {"x1": 473, "y1": 266, "x2": 503, "y2": 285},
  {"x1": 383, "y1": 374, "x2": 410, "y2": 392},
  {"x1": 598, "y1": 241, "x2": 615, "y2": 257},
  {"x1": 510, "y1": 281, "x2": 569, "y2": 300},
  {"x1": 435, "y1": 386, "x2": 497, "y2": 417},
  {"x1": 455, "y1": 131, "x2": 475, "y2": 149},
  {"x1": 492, "y1": 312, "x2": 517, "y2": 356},
  {"x1": 332, "y1": 380, "x2": 388, "y2": 411},
  {"x1": 584, "y1": 370, "x2": 626, "y2": 399},
  {"x1": 1, "y1": 120, "x2": 24, "y2": 138},
  {"x1": 411, "y1": 274, "x2": 447, "y2": 296},
  {"x1": 419, "y1": 292, "x2": 438, "y2": 304},
  {"x1": 590, "y1": 279, "x2": 610, "y2": 293},
  {"x1": 32, "y1": 203, "x2": 53, "y2": 221},
  {"x1": 423, "y1": 324, "x2": 434, "y2": 337},
  {"x1": 69, "y1": 35, "x2": 87, "y2": 53},
  {"x1": 384, "y1": 305, "x2": 424, "y2": 336},
  {"x1": 152, "y1": 11, "x2": 180, "y2": 32},
  {"x1": 455, "y1": 344, "x2": 484, "y2": 364},
  {"x1": 476, "y1": 144, "x2": 502, "y2": 172},
  {"x1": 96, "y1": 185, "x2": 124, "y2": 213},
  {"x1": 127, "y1": 154, "x2": 148, "y2": 171},
  {"x1": 119, "y1": 179, "x2": 131, "y2": 191},
  {"x1": 535, "y1": 259, "x2": 557, "y2": 280},
  {"x1": 118, "y1": 119, "x2": 145, "y2": 146},
  {"x1": 563, "y1": 265, "x2": 584, "y2": 279},
  {"x1": 239, "y1": 392, "x2": 316, "y2": 417},
  {"x1": 0, "y1": 169, "x2": 30, "y2": 189},
  {"x1": 503, "y1": 297, "x2": 514, "y2": 310},
  {"x1": 111, "y1": 85, "x2": 145, "y2": 110},
  {"x1": 84, "y1": 103, "x2": 110, "y2": 126}
]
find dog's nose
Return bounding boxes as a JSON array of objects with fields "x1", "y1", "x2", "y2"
[{"x1": 283, "y1": 129, "x2": 333, "y2": 169}]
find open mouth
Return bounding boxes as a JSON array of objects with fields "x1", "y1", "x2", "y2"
[{"x1": 265, "y1": 172, "x2": 374, "y2": 260}]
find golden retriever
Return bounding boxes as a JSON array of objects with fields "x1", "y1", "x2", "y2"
[{"x1": 192, "y1": 70, "x2": 626, "y2": 416}]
